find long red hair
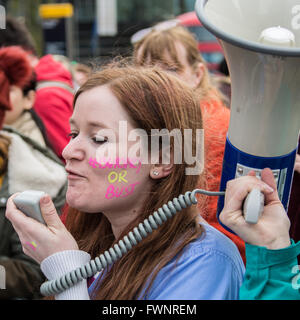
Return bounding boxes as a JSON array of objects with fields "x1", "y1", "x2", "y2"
[{"x1": 65, "y1": 63, "x2": 205, "y2": 299}]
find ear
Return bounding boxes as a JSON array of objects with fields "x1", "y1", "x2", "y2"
[
  {"x1": 23, "y1": 90, "x2": 36, "y2": 110},
  {"x1": 150, "y1": 163, "x2": 173, "y2": 180},
  {"x1": 193, "y1": 62, "x2": 205, "y2": 87},
  {"x1": 149, "y1": 146, "x2": 174, "y2": 180}
]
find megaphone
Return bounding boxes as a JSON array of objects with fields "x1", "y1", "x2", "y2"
[{"x1": 195, "y1": 0, "x2": 300, "y2": 232}]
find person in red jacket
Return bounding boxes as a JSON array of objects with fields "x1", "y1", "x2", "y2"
[
  {"x1": 33, "y1": 55, "x2": 74, "y2": 160},
  {"x1": 0, "y1": 16, "x2": 73, "y2": 161},
  {"x1": 133, "y1": 25, "x2": 246, "y2": 262}
]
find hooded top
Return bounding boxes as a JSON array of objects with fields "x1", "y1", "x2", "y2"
[{"x1": 34, "y1": 55, "x2": 74, "y2": 161}]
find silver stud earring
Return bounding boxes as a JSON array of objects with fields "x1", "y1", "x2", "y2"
[{"x1": 153, "y1": 170, "x2": 159, "y2": 176}]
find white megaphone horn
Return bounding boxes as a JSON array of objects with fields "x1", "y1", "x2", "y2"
[{"x1": 195, "y1": 0, "x2": 300, "y2": 232}]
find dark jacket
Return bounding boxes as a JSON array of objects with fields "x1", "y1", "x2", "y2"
[
  {"x1": 288, "y1": 140, "x2": 300, "y2": 258},
  {"x1": 0, "y1": 127, "x2": 67, "y2": 299}
]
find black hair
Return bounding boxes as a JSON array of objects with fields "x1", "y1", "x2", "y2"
[
  {"x1": 0, "y1": 16, "x2": 37, "y2": 56},
  {"x1": 218, "y1": 58, "x2": 229, "y2": 76},
  {"x1": 22, "y1": 71, "x2": 37, "y2": 96}
]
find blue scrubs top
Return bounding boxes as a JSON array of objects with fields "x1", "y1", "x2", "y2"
[{"x1": 88, "y1": 223, "x2": 245, "y2": 300}]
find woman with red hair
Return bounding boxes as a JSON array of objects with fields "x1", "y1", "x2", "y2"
[
  {"x1": 4, "y1": 63, "x2": 300, "y2": 300},
  {"x1": 133, "y1": 25, "x2": 245, "y2": 261},
  {"x1": 0, "y1": 46, "x2": 67, "y2": 299}
]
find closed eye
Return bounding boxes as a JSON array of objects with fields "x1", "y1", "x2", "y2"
[
  {"x1": 67, "y1": 132, "x2": 107, "y2": 144},
  {"x1": 68, "y1": 132, "x2": 78, "y2": 139},
  {"x1": 92, "y1": 135, "x2": 108, "y2": 144}
]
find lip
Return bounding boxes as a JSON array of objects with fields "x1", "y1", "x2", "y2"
[{"x1": 65, "y1": 168, "x2": 86, "y2": 179}]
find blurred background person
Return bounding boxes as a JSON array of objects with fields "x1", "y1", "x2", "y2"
[
  {"x1": 0, "y1": 46, "x2": 67, "y2": 299},
  {"x1": 133, "y1": 24, "x2": 245, "y2": 261},
  {"x1": 4, "y1": 70, "x2": 50, "y2": 148},
  {"x1": 72, "y1": 62, "x2": 92, "y2": 90},
  {"x1": 0, "y1": 16, "x2": 74, "y2": 161}
]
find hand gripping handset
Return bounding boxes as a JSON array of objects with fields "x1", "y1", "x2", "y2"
[
  {"x1": 243, "y1": 189, "x2": 265, "y2": 224},
  {"x1": 13, "y1": 190, "x2": 47, "y2": 225}
]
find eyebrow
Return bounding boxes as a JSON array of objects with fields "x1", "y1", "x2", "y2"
[{"x1": 69, "y1": 118, "x2": 108, "y2": 129}]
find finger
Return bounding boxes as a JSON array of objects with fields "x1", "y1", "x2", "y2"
[
  {"x1": 260, "y1": 168, "x2": 280, "y2": 204},
  {"x1": 295, "y1": 155, "x2": 300, "y2": 173},
  {"x1": 5, "y1": 194, "x2": 30, "y2": 228},
  {"x1": 247, "y1": 170, "x2": 256, "y2": 177},
  {"x1": 40, "y1": 195, "x2": 64, "y2": 229},
  {"x1": 261, "y1": 168, "x2": 277, "y2": 190},
  {"x1": 223, "y1": 176, "x2": 274, "y2": 217},
  {"x1": 6, "y1": 194, "x2": 46, "y2": 228},
  {"x1": 6, "y1": 193, "x2": 20, "y2": 211}
]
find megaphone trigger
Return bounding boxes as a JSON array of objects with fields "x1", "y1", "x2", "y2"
[{"x1": 243, "y1": 189, "x2": 265, "y2": 224}]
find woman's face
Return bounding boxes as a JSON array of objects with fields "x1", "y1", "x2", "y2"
[
  {"x1": 62, "y1": 85, "x2": 153, "y2": 216},
  {"x1": 4, "y1": 85, "x2": 35, "y2": 125}
]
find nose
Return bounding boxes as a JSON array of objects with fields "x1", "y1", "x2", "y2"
[{"x1": 62, "y1": 136, "x2": 85, "y2": 162}]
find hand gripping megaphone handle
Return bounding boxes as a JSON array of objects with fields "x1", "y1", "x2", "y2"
[{"x1": 243, "y1": 189, "x2": 265, "y2": 224}]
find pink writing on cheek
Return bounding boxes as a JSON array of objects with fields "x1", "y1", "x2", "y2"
[
  {"x1": 105, "y1": 185, "x2": 115, "y2": 200},
  {"x1": 128, "y1": 158, "x2": 142, "y2": 174},
  {"x1": 105, "y1": 182, "x2": 140, "y2": 200}
]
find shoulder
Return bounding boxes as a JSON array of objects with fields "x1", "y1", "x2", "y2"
[
  {"x1": 145, "y1": 223, "x2": 245, "y2": 300},
  {"x1": 181, "y1": 223, "x2": 244, "y2": 272}
]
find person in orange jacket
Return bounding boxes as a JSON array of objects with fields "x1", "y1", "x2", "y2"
[{"x1": 133, "y1": 24, "x2": 246, "y2": 262}]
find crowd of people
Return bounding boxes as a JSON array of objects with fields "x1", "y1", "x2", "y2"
[{"x1": 0, "y1": 15, "x2": 299, "y2": 300}]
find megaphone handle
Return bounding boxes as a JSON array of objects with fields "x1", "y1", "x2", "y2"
[{"x1": 243, "y1": 189, "x2": 265, "y2": 224}]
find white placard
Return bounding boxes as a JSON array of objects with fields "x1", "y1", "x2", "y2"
[
  {"x1": 96, "y1": 0, "x2": 117, "y2": 36},
  {"x1": 0, "y1": 265, "x2": 5, "y2": 290},
  {"x1": 0, "y1": 5, "x2": 6, "y2": 30}
]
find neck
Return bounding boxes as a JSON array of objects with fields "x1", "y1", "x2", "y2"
[
  {"x1": 106, "y1": 208, "x2": 140, "y2": 239},
  {"x1": 104, "y1": 177, "x2": 154, "y2": 239}
]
